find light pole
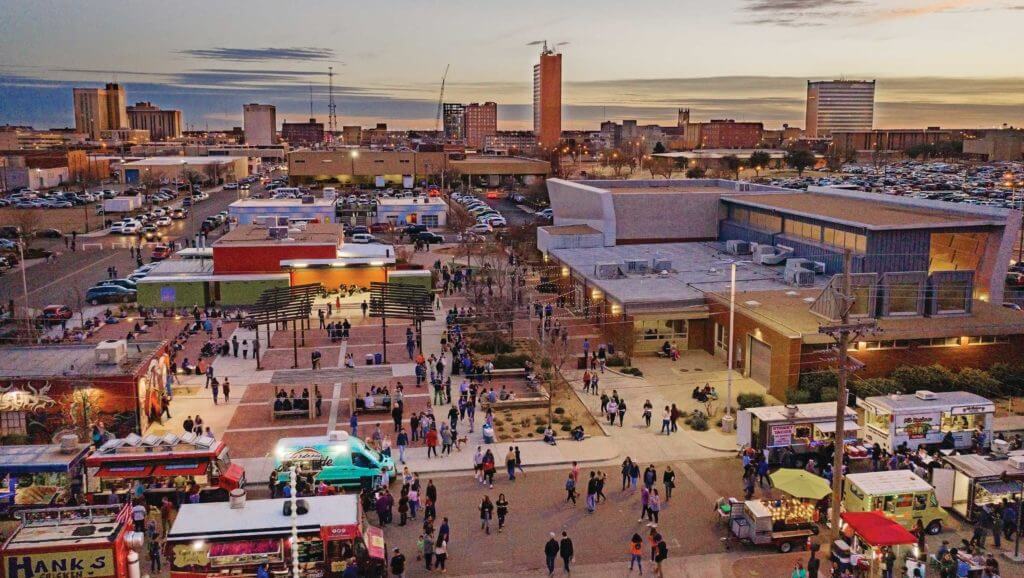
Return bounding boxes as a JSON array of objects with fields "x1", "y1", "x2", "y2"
[
  {"x1": 17, "y1": 238, "x2": 31, "y2": 339},
  {"x1": 726, "y1": 262, "x2": 737, "y2": 418},
  {"x1": 1006, "y1": 172, "x2": 1023, "y2": 264},
  {"x1": 349, "y1": 150, "x2": 359, "y2": 187}
]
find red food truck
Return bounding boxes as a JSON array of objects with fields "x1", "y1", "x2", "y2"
[
  {"x1": 84, "y1": 432, "x2": 244, "y2": 507},
  {"x1": 0, "y1": 505, "x2": 137, "y2": 578},
  {"x1": 166, "y1": 494, "x2": 386, "y2": 578}
]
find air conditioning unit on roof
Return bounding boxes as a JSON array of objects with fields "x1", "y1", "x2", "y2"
[
  {"x1": 915, "y1": 390, "x2": 937, "y2": 400},
  {"x1": 624, "y1": 259, "x2": 650, "y2": 274},
  {"x1": 653, "y1": 259, "x2": 672, "y2": 273},
  {"x1": 725, "y1": 240, "x2": 752, "y2": 255},
  {"x1": 594, "y1": 263, "x2": 620, "y2": 279}
]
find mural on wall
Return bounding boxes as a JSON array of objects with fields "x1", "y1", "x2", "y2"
[
  {"x1": 0, "y1": 383, "x2": 57, "y2": 412},
  {"x1": 0, "y1": 379, "x2": 140, "y2": 444}
]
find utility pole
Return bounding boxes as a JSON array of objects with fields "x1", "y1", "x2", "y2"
[
  {"x1": 327, "y1": 66, "x2": 338, "y2": 137},
  {"x1": 818, "y1": 250, "x2": 876, "y2": 540}
]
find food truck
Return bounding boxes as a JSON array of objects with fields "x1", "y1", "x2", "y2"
[
  {"x1": 737, "y1": 402, "x2": 862, "y2": 465},
  {"x1": 843, "y1": 470, "x2": 948, "y2": 534},
  {"x1": 860, "y1": 390, "x2": 994, "y2": 453},
  {"x1": 932, "y1": 450, "x2": 1024, "y2": 522},
  {"x1": 273, "y1": 430, "x2": 395, "y2": 489},
  {"x1": 167, "y1": 494, "x2": 386, "y2": 578},
  {"x1": 0, "y1": 504, "x2": 136, "y2": 578},
  {"x1": 85, "y1": 432, "x2": 244, "y2": 506},
  {"x1": 722, "y1": 498, "x2": 818, "y2": 553},
  {"x1": 0, "y1": 442, "x2": 90, "y2": 517}
]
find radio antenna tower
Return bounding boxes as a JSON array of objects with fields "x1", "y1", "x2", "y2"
[{"x1": 327, "y1": 66, "x2": 338, "y2": 135}]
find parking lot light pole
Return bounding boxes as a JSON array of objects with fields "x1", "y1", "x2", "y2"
[{"x1": 17, "y1": 238, "x2": 31, "y2": 338}]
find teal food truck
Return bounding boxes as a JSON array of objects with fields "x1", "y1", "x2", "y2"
[{"x1": 273, "y1": 430, "x2": 396, "y2": 489}]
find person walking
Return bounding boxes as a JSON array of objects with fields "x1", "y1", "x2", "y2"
[
  {"x1": 211, "y1": 379, "x2": 219, "y2": 405},
  {"x1": 232, "y1": 335, "x2": 239, "y2": 357},
  {"x1": 629, "y1": 533, "x2": 644, "y2": 575},
  {"x1": 654, "y1": 533, "x2": 668, "y2": 578},
  {"x1": 565, "y1": 473, "x2": 577, "y2": 505},
  {"x1": 544, "y1": 533, "x2": 560, "y2": 576},
  {"x1": 559, "y1": 532, "x2": 574, "y2": 574},
  {"x1": 222, "y1": 378, "x2": 231, "y2": 403},
  {"x1": 361, "y1": 300, "x2": 368, "y2": 317},
  {"x1": 496, "y1": 493, "x2": 509, "y2": 532},
  {"x1": 617, "y1": 399, "x2": 627, "y2": 427},
  {"x1": 349, "y1": 412, "x2": 358, "y2": 438},
  {"x1": 639, "y1": 485, "x2": 651, "y2": 522},
  {"x1": 505, "y1": 447, "x2": 517, "y2": 481},
  {"x1": 663, "y1": 466, "x2": 676, "y2": 501},
  {"x1": 585, "y1": 471, "x2": 598, "y2": 513},
  {"x1": 648, "y1": 489, "x2": 662, "y2": 524},
  {"x1": 479, "y1": 495, "x2": 494, "y2": 535},
  {"x1": 514, "y1": 446, "x2": 525, "y2": 477},
  {"x1": 642, "y1": 400, "x2": 653, "y2": 428},
  {"x1": 396, "y1": 429, "x2": 408, "y2": 464},
  {"x1": 389, "y1": 548, "x2": 406, "y2": 578},
  {"x1": 433, "y1": 535, "x2": 448, "y2": 573},
  {"x1": 622, "y1": 457, "x2": 634, "y2": 490},
  {"x1": 660, "y1": 406, "x2": 671, "y2": 435},
  {"x1": 425, "y1": 427, "x2": 439, "y2": 458}
]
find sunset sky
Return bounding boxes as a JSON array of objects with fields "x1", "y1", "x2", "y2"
[{"x1": 2, "y1": 0, "x2": 1022, "y2": 130}]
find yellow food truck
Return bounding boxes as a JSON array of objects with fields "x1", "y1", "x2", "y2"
[{"x1": 843, "y1": 470, "x2": 948, "y2": 535}]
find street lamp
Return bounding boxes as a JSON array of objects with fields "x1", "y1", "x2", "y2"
[{"x1": 349, "y1": 150, "x2": 359, "y2": 185}]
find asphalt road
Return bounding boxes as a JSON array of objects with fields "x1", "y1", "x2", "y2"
[
  {"x1": 0, "y1": 185, "x2": 241, "y2": 311},
  {"x1": 480, "y1": 194, "x2": 536, "y2": 227}
]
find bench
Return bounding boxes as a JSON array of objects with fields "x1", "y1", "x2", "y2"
[
  {"x1": 271, "y1": 400, "x2": 313, "y2": 420},
  {"x1": 489, "y1": 368, "x2": 527, "y2": 377},
  {"x1": 355, "y1": 395, "x2": 392, "y2": 414}
]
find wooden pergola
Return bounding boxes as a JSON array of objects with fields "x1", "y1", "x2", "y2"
[
  {"x1": 368, "y1": 281, "x2": 434, "y2": 364},
  {"x1": 243, "y1": 283, "x2": 323, "y2": 369}
]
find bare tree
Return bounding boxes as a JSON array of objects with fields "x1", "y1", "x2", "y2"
[
  {"x1": 647, "y1": 156, "x2": 676, "y2": 179},
  {"x1": 11, "y1": 210, "x2": 42, "y2": 248},
  {"x1": 602, "y1": 315, "x2": 638, "y2": 366}
]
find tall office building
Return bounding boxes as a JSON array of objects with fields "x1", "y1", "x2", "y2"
[
  {"x1": 442, "y1": 103, "x2": 465, "y2": 141},
  {"x1": 73, "y1": 83, "x2": 128, "y2": 139},
  {"x1": 463, "y1": 102, "x2": 497, "y2": 149},
  {"x1": 127, "y1": 101, "x2": 182, "y2": 140},
  {"x1": 532, "y1": 45, "x2": 562, "y2": 150},
  {"x1": 281, "y1": 118, "x2": 325, "y2": 145},
  {"x1": 243, "y1": 103, "x2": 278, "y2": 146},
  {"x1": 805, "y1": 80, "x2": 875, "y2": 138}
]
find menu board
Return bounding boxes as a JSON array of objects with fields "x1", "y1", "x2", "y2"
[{"x1": 297, "y1": 538, "x2": 324, "y2": 563}]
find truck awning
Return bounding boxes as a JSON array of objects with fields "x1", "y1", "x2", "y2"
[
  {"x1": 152, "y1": 462, "x2": 208, "y2": 478},
  {"x1": 96, "y1": 464, "x2": 153, "y2": 479},
  {"x1": 815, "y1": 420, "x2": 860, "y2": 433}
]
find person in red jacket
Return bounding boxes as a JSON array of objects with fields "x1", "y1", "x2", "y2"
[{"x1": 425, "y1": 427, "x2": 439, "y2": 459}]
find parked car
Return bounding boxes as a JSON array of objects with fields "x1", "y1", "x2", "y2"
[
  {"x1": 346, "y1": 225, "x2": 370, "y2": 237},
  {"x1": 468, "y1": 223, "x2": 493, "y2": 234},
  {"x1": 535, "y1": 208, "x2": 553, "y2": 220},
  {"x1": 150, "y1": 245, "x2": 172, "y2": 261},
  {"x1": 369, "y1": 223, "x2": 391, "y2": 234},
  {"x1": 155, "y1": 216, "x2": 172, "y2": 227},
  {"x1": 417, "y1": 232, "x2": 444, "y2": 244},
  {"x1": 39, "y1": 304, "x2": 73, "y2": 324},
  {"x1": 0, "y1": 226, "x2": 23, "y2": 239},
  {"x1": 350, "y1": 233, "x2": 378, "y2": 244},
  {"x1": 98, "y1": 279, "x2": 138, "y2": 291},
  {"x1": 85, "y1": 285, "x2": 136, "y2": 305},
  {"x1": 33, "y1": 228, "x2": 63, "y2": 239},
  {"x1": 170, "y1": 208, "x2": 187, "y2": 219}
]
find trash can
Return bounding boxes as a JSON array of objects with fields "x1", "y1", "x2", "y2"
[
  {"x1": 365, "y1": 354, "x2": 374, "y2": 366},
  {"x1": 374, "y1": 352, "x2": 383, "y2": 365}
]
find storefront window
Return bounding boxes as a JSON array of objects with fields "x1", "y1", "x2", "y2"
[
  {"x1": 1, "y1": 411, "x2": 26, "y2": 436},
  {"x1": 886, "y1": 282, "x2": 921, "y2": 316},
  {"x1": 940, "y1": 412, "x2": 982, "y2": 433},
  {"x1": 715, "y1": 323, "x2": 728, "y2": 350},
  {"x1": 635, "y1": 319, "x2": 687, "y2": 341}
]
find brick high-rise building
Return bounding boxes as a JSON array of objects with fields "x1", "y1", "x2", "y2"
[
  {"x1": 127, "y1": 101, "x2": 182, "y2": 140},
  {"x1": 73, "y1": 83, "x2": 128, "y2": 139},
  {"x1": 281, "y1": 118, "x2": 325, "y2": 145},
  {"x1": 442, "y1": 103, "x2": 465, "y2": 141},
  {"x1": 533, "y1": 45, "x2": 562, "y2": 150},
  {"x1": 805, "y1": 80, "x2": 875, "y2": 138},
  {"x1": 243, "y1": 103, "x2": 277, "y2": 146},
  {"x1": 463, "y1": 102, "x2": 497, "y2": 149}
]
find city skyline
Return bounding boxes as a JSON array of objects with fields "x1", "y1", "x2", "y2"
[{"x1": 2, "y1": 0, "x2": 1023, "y2": 131}]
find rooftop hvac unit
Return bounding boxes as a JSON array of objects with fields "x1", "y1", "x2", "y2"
[
  {"x1": 624, "y1": 259, "x2": 651, "y2": 275},
  {"x1": 594, "y1": 263, "x2": 620, "y2": 279},
  {"x1": 653, "y1": 259, "x2": 672, "y2": 273},
  {"x1": 276, "y1": 216, "x2": 290, "y2": 227},
  {"x1": 1009, "y1": 455, "x2": 1024, "y2": 470},
  {"x1": 301, "y1": 195, "x2": 315, "y2": 204},
  {"x1": 268, "y1": 226, "x2": 289, "y2": 239},
  {"x1": 784, "y1": 268, "x2": 816, "y2": 287},
  {"x1": 725, "y1": 240, "x2": 752, "y2": 255},
  {"x1": 95, "y1": 339, "x2": 127, "y2": 365},
  {"x1": 785, "y1": 258, "x2": 826, "y2": 275},
  {"x1": 915, "y1": 390, "x2": 937, "y2": 400}
]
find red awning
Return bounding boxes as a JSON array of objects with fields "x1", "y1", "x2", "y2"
[
  {"x1": 209, "y1": 539, "x2": 280, "y2": 558},
  {"x1": 96, "y1": 464, "x2": 154, "y2": 479},
  {"x1": 151, "y1": 462, "x2": 209, "y2": 478},
  {"x1": 841, "y1": 512, "x2": 917, "y2": 547},
  {"x1": 220, "y1": 463, "x2": 245, "y2": 491}
]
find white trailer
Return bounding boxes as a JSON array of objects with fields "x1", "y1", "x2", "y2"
[
  {"x1": 101, "y1": 194, "x2": 143, "y2": 213},
  {"x1": 860, "y1": 390, "x2": 994, "y2": 453}
]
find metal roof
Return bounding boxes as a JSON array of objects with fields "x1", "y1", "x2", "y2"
[
  {"x1": 846, "y1": 470, "x2": 933, "y2": 494},
  {"x1": 862, "y1": 392, "x2": 993, "y2": 413},
  {"x1": 168, "y1": 495, "x2": 359, "y2": 540},
  {"x1": 746, "y1": 402, "x2": 857, "y2": 423},
  {"x1": 943, "y1": 451, "x2": 1024, "y2": 480},
  {"x1": 0, "y1": 444, "x2": 90, "y2": 474}
]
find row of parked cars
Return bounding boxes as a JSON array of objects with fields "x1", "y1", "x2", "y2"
[
  {"x1": 451, "y1": 192, "x2": 507, "y2": 234},
  {"x1": 0, "y1": 189, "x2": 105, "y2": 209}
]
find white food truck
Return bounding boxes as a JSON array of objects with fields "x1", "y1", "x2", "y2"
[
  {"x1": 737, "y1": 402, "x2": 860, "y2": 464},
  {"x1": 860, "y1": 390, "x2": 994, "y2": 453}
]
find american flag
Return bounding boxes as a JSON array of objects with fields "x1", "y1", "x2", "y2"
[{"x1": 115, "y1": 504, "x2": 134, "y2": 527}]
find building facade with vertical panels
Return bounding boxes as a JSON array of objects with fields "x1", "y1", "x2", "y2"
[
  {"x1": 243, "y1": 103, "x2": 278, "y2": 146},
  {"x1": 73, "y1": 83, "x2": 128, "y2": 139},
  {"x1": 533, "y1": 48, "x2": 562, "y2": 150},
  {"x1": 442, "y1": 103, "x2": 465, "y2": 141},
  {"x1": 281, "y1": 118, "x2": 324, "y2": 145},
  {"x1": 805, "y1": 80, "x2": 876, "y2": 138},
  {"x1": 127, "y1": 102, "x2": 182, "y2": 140},
  {"x1": 464, "y1": 102, "x2": 497, "y2": 149}
]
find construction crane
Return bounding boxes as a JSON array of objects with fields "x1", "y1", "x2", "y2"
[{"x1": 434, "y1": 64, "x2": 450, "y2": 134}]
